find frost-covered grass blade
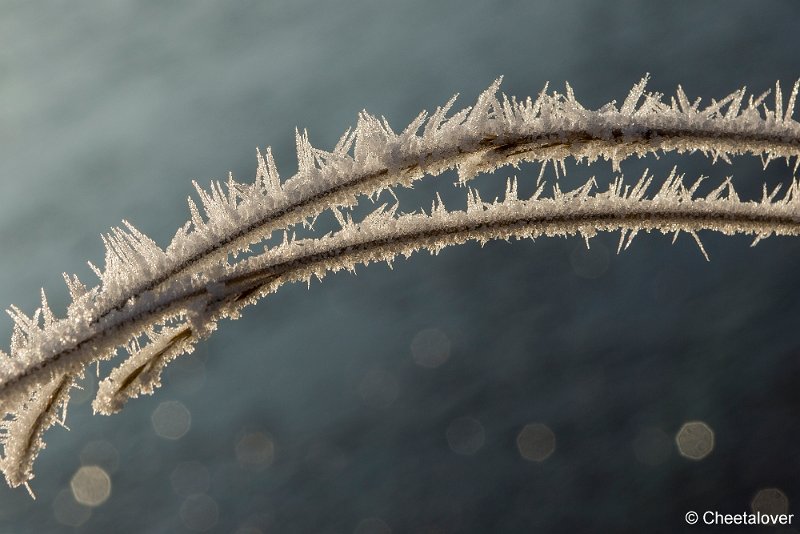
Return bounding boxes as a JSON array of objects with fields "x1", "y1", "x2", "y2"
[{"x1": 1, "y1": 76, "x2": 799, "y2": 491}]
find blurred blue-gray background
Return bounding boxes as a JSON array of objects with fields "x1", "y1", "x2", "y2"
[{"x1": 1, "y1": 1, "x2": 799, "y2": 532}]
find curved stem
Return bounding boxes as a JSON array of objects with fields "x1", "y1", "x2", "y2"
[
  {"x1": 89, "y1": 92, "x2": 800, "y2": 328},
  {"x1": 4, "y1": 176, "x2": 798, "y2": 408}
]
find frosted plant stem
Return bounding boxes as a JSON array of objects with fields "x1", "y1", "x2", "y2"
[
  {"x1": 91, "y1": 119, "x2": 800, "y2": 323},
  {"x1": 90, "y1": 171, "x2": 800, "y2": 420},
  {"x1": 84, "y1": 77, "x2": 800, "y2": 330},
  {"x1": 6, "y1": 170, "x2": 796, "y2": 419},
  {"x1": 2, "y1": 76, "x2": 800, "y2": 490}
]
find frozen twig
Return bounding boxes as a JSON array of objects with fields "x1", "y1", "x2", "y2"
[{"x1": 1, "y1": 77, "x2": 799, "y2": 489}]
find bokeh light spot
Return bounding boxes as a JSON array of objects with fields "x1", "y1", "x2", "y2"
[
  {"x1": 411, "y1": 328, "x2": 451, "y2": 368},
  {"x1": 53, "y1": 488, "x2": 92, "y2": 527},
  {"x1": 516, "y1": 423, "x2": 556, "y2": 462},
  {"x1": 446, "y1": 417, "x2": 485, "y2": 456},
  {"x1": 675, "y1": 421, "x2": 714, "y2": 460},
  {"x1": 751, "y1": 488, "x2": 789, "y2": 516},
  {"x1": 151, "y1": 400, "x2": 191, "y2": 440},
  {"x1": 70, "y1": 465, "x2": 111, "y2": 507},
  {"x1": 236, "y1": 432, "x2": 275, "y2": 468}
]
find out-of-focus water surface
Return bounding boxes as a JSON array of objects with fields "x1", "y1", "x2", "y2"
[{"x1": 1, "y1": 1, "x2": 799, "y2": 532}]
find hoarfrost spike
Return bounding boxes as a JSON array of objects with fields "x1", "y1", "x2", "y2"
[{"x1": 621, "y1": 74, "x2": 650, "y2": 115}]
